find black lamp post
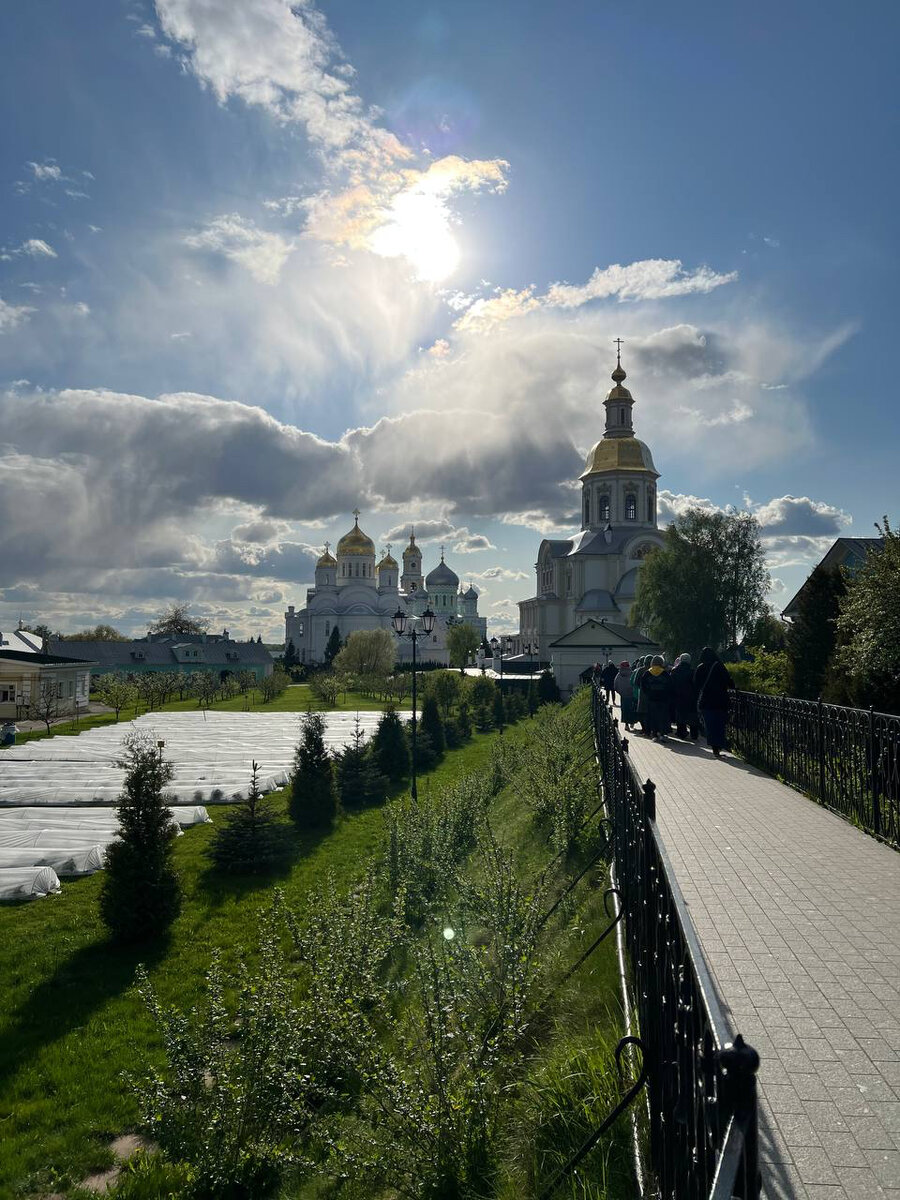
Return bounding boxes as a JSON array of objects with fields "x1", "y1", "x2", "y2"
[
  {"x1": 490, "y1": 635, "x2": 507, "y2": 732},
  {"x1": 392, "y1": 605, "x2": 436, "y2": 802}
]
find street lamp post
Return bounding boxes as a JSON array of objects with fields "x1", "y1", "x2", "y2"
[
  {"x1": 392, "y1": 605, "x2": 436, "y2": 802},
  {"x1": 490, "y1": 636, "x2": 507, "y2": 733}
]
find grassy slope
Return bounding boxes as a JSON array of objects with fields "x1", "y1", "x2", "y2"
[{"x1": 0, "y1": 730, "x2": 501, "y2": 1198}]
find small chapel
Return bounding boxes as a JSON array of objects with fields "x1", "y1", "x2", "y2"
[
  {"x1": 512, "y1": 347, "x2": 664, "y2": 684},
  {"x1": 285, "y1": 517, "x2": 487, "y2": 666}
]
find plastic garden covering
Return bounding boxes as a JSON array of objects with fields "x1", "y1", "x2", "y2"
[
  {"x1": 0, "y1": 713, "x2": 408, "y2": 897},
  {"x1": 0, "y1": 845, "x2": 105, "y2": 875},
  {"x1": 0, "y1": 866, "x2": 61, "y2": 901},
  {"x1": 0, "y1": 712, "x2": 408, "y2": 806}
]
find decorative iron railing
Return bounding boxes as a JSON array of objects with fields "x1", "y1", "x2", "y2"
[
  {"x1": 728, "y1": 691, "x2": 900, "y2": 848},
  {"x1": 592, "y1": 684, "x2": 761, "y2": 1200}
]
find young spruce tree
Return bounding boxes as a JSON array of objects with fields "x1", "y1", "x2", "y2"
[
  {"x1": 371, "y1": 705, "x2": 410, "y2": 783},
  {"x1": 290, "y1": 712, "x2": 338, "y2": 830},
  {"x1": 419, "y1": 695, "x2": 445, "y2": 758},
  {"x1": 99, "y1": 732, "x2": 182, "y2": 943},
  {"x1": 335, "y1": 716, "x2": 387, "y2": 809},
  {"x1": 207, "y1": 761, "x2": 287, "y2": 873}
]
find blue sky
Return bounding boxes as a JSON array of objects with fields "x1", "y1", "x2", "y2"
[{"x1": 1, "y1": 0, "x2": 897, "y2": 640}]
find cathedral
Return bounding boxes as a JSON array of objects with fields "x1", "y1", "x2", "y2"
[
  {"x1": 285, "y1": 517, "x2": 487, "y2": 666},
  {"x1": 513, "y1": 349, "x2": 665, "y2": 666}
]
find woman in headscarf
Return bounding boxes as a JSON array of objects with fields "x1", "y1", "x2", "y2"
[
  {"x1": 631, "y1": 656, "x2": 649, "y2": 734},
  {"x1": 694, "y1": 646, "x2": 735, "y2": 756},
  {"x1": 640, "y1": 654, "x2": 673, "y2": 742},
  {"x1": 613, "y1": 660, "x2": 635, "y2": 729},
  {"x1": 670, "y1": 652, "x2": 698, "y2": 740}
]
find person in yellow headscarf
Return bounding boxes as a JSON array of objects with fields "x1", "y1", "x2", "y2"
[{"x1": 640, "y1": 654, "x2": 673, "y2": 742}]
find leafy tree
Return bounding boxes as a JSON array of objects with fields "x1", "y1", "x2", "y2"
[
  {"x1": 309, "y1": 669, "x2": 340, "y2": 708},
  {"x1": 632, "y1": 508, "x2": 769, "y2": 657},
  {"x1": 207, "y1": 762, "x2": 287, "y2": 873},
  {"x1": 537, "y1": 670, "x2": 561, "y2": 705},
  {"x1": 94, "y1": 674, "x2": 137, "y2": 719},
  {"x1": 447, "y1": 623, "x2": 479, "y2": 674},
  {"x1": 727, "y1": 648, "x2": 791, "y2": 696},
  {"x1": 426, "y1": 670, "x2": 460, "y2": 716},
  {"x1": 335, "y1": 717, "x2": 387, "y2": 809},
  {"x1": 333, "y1": 629, "x2": 395, "y2": 680},
  {"x1": 419, "y1": 695, "x2": 445, "y2": 758},
  {"x1": 59, "y1": 624, "x2": 128, "y2": 641},
  {"x1": 526, "y1": 680, "x2": 539, "y2": 715},
  {"x1": 235, "y1": 669, "x2": 256, "y2": 695},
  {"x1": 323, "y1": 625, "x2": 343, "y2": 665},
  {"x1": 148, "y1": 604, "x2": 209, "y2": 637},
  {"x1": 99, "y1": 732, "x2": 182, "y2": 942},
  {"x1": 290, "y1": 712, "x2": 338, "y2": 830},
  {"x1": 833, "y1": 518, "x2": 900, "y2": 712},
  {"x1": 745, "y1": 610, "x2": 789, "y2": 651},
  {"x1": 25, "y1": 680, "x2": 63, "y2": 733},
  {"x1": 192, "y1": 671, "x2": 220, "y2": 709},
  {"x1": 372, "y1": 706, "x2": 410, "y2": 782},
  {"x1": 258, "y1": 667, "x2": 290, "y2": 704},
  {"x1": 785, "y1": 566, "x2": 846, "y2": 699}
]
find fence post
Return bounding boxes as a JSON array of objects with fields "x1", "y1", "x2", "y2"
[
  {"x1": 817, "y1": 696, "x2": 825, "y2": 804},
  {"x1": 643, "y1": 778, "x2": 656, "y2": 822},
  {"x1": 869, "y1": 706, "x2": 881, "y2": 838}
]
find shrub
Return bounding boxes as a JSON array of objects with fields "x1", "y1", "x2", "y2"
[
  {"x1": 289, "y1": 712, "x2": 338, "y2": 830},
  {"x1": 132, "y1": 917, "x2": 319, "y2": 1198},
  {"x1": 206, "y1": 762, "x2": 288, "y2": 874},
  {"x1": 99, "y1": 732, "x2": 182, "y2": 944},
  {"x1": 371, "y1": 706, "x2": 409, "y2": 782},
  {"x1": 537, "y1": 669, "x2": 561, "y2": 705},
  {"x1": 308, "y1": 669, "x2": 340, "y2": 708}
]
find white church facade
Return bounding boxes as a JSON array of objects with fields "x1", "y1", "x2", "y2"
[
  {"x1": 285, "y1": 516, "x2": 487, "y2": 666},
  {"x1": 512, "y1": 350, "x2": 665, "y2": 670}
]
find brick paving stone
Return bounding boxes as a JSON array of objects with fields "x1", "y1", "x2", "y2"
[{"x1": 622, "y1": 721, "x2": 900, "y2": 1200}]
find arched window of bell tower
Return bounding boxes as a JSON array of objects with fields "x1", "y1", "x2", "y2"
[
  {"x1": 625, "y1": 493, "x2": 637, "y2": 521},
  {"x1": 598, "y1": 493, "x2": 610, "y2": 522}
]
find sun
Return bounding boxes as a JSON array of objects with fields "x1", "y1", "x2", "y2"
[{"x1": 368, "y1": 189, "x2": 461, "y2": 282}]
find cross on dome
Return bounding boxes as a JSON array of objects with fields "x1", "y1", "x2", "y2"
[
  {"x1": 352, "y1": 507, "x2": 361, "y2": 523},
  {"x1": 324, "y1": 540, "x2": 330, "y2": 555}
]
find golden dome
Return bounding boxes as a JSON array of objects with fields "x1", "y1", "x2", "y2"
[
  {"x1": 336, "y1": 514, "x2": 375, "y2": 557},
  {"x1": 377, "y1": 553, "x2": 398, "y2": 571},
  {"x1": 581, "y1": 436, "x2": 658, "y2": 478},
  {"x1": 316, "y1": 549, "x2": 337, "y2": 568}
]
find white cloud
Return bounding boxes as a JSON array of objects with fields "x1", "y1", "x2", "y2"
[
  {"x1": 27, "y1": 160, "x2": 62, "y2": 182},
  {"x1": 546, "y1": 259, "x2": 737, "y2": 308},
  {"x1": 184, "y1": 214, "x2": 295, "y2": 284},
  {"x1": 0, "y1": 297, "x2": 35, "y2": 333},
  {"x1": 19, "y1": 238, "x2": 57, "y2": 258}
]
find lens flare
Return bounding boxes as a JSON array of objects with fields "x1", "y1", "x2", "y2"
[{"x1": 368, "y1": 189, "x2": 460, "y2": 282}]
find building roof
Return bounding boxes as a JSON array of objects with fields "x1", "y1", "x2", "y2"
[
  {"x1": 0, "y1": 649, "x2": 96, "y2": 666},
  {"x1": 581, "y1": 436, "x2": 658, "y2": 479},
  {"x1": 377, "y1": 552, "x2": 398, "y2": 571},
  {"x1": 425, "y1": 554, "x2": 459, "y2": 589},
  {"x1": 782, "y1": 537, "x2": 885, "y2": 618},
  {"x1": 549, "y1": 619, "x2": 656, "y2": 649},
  {"x1": 46, "y1": 638, "x2": 273, "y2": 668},
  {"x1": 336, "y1": 513, "x2": 375, "y2": 557},
  {"x1": 575, "y1": 589, "x2": 620, "y2": 613}
]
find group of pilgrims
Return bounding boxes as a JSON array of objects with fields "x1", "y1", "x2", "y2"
[{"x1": 598, "y1": 647, "x2": 736, "y2": 757}]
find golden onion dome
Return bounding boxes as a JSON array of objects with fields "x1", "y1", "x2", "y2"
[
  {"x1": 377, "y1": 553, "x2": 398, "y2": 571},
  {"x1": 316, "y1": 548, "x2": 337, "y2": 568},
  {"x1": 581, "y1": 436, "x2": 659, "y2": 478},
  {"x1": 336, "y1": 514, "x2": 375, "y2": 557}
]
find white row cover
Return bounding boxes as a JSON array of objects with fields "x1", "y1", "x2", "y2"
[
  {"x1": 0, "y1": 823, "x2": 184, "y2": 847},
  {"x1": 0, "y1": 866, "x2": 61, "y2": 900},
  {"x1": 0, "y1": 845, "x2": 105, "y2": 875},
  {"x1": 0, "y1": 804, "x2": 210, "y2": 826},
  {"x1": 0, "y1": 711, "x2": 408, "y2": 806}
]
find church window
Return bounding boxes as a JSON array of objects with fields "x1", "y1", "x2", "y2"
[
  {"x1": 598, "y1": 493, "x2": 610, "y2": 522},
  {"x1": 325, "y1": 621, "x2": 330, "y2": 635},
  {"x1": 647, "y1": 490, "x2": 654, "y2": 522},
  {"x1": 583, "y1": 492, "x2": 590, "y2": 525},
  {"x1": 625, "y1": 493, "x2": 637, "y2": 520},
  {"x1": 620, "y1": 407, "x2": 625, "y2": 424}
]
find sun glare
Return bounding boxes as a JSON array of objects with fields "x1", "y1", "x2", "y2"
[{"x1": 368, "y1": 189, "x2": 461, "y2": 282}]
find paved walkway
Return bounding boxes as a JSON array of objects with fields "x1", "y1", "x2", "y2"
[{"x1": 620, "y1": 714, "x2": 900, "y2": 1200}]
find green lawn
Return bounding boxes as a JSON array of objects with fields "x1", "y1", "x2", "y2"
[{"x1": 0, "y1": 704, "x2": 631, "y2": 1200}]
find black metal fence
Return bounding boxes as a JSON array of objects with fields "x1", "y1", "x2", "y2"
[
  {"x1": 728, "y1": 691, "x2": 900, "y2": 848},
  {"x1": 592, "y1": 684, "x2": 761, "y2": 1200}
]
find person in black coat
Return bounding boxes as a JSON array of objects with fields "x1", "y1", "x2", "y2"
[
  {"x1": 694, "y1": 646, "x2": 735, "y2": 756},
  {"x1": 670, "y1": 653, "x2": 698, "y2": 740},
  {"x1": 640, "y1": 655, "x2": 673, "y2": 742},
  {"x1": 600, "y1": 660, "x2": 618, "y2": 701}
]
